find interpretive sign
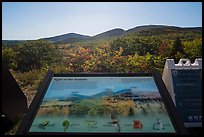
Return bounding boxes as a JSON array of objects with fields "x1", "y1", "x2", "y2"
[
  {"x1": 162, "y1": 59, "x2": 202, "y2": 127},
  {"x1": 17, "y1": 72, "x2": 187, "y2": 135}
]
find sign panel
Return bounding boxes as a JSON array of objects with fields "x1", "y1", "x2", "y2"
[
  {"x1": 16, "y1": 72, "x2": 188, "y2": 135},
  {"x1": 29, "y1": 76, "x2": 175, "y2": 133},
  {"x1": 171, "y1": 69, "x2": 202, "y2": 127},
  {"x1": 162, "y1": 58, "x2": 202, "y2": 127}
]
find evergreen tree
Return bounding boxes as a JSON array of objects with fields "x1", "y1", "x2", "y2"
[{"x1": 171, "y1": 36, "x2": 186, "y2": 62}]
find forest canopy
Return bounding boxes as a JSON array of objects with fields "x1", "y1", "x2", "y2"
[{"x1": 2, "y1": 26, "x2": 202, "y2": 106}]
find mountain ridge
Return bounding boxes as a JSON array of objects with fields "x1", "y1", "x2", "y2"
[
  {"x1": 41, "y1": 33, "x2": 91, "y2": 43},
  {"x1": 40, "y1": 25, "x2": 202, "y2": 44},
  {"x1": 2, "y1": 25, "x2": 202, "y2": 45}
]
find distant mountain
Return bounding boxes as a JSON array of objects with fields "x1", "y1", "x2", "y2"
[
  {"x1": 45, "y1": 93, "x2": 89, "y2": 101},
  {"x1": 3, "y1": 25, "x2": 201, "y2": 45},
  {"x1": 70, "y1": 93, "x2": 89, "y2": 99},
  {"x1": 125, "y1": 25, "x2": 202, "y2": 37},
  {"x1": 2, "y1": 40, "x2": 25, "y2": 46},
  {"x1": 114, "y1": 89, "x2": 131, "y2": 95},
  {"x1": 125, "y1": 25, "x2": 180, "y2": 34},
  {"x1": 44, "y1": 89, "x2": 161, "y2": 101},
  {"x1": 41, "y1": 25, "x2": 201, "y2": 44},
  {"x1": 90, "y1": 90, "x2": 114, "y2": 99},
  {"x1": 90, "y1": 89, "x2": 132, "y2": 99},
  {"x1": 41, "y1": 33, "x2": 91, "y2": 44},
  {"x1": 91, "y1": 28, "x2": 125, "y2": 40},
  {"x1": 131, "y1": 91, "x2": 161, "y2": 99}
]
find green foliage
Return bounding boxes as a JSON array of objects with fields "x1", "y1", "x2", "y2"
[
  {"x1": 3, "y1": 26, "x2": 202, "y2": 98},
  {"x1": 16, "y1": 40, "x2": 60, "y2": 72},
  {"x1": 157, "y1": 42, "x2": 172, "y2": 57},
  {"x1": 3, "y1": 26, "x2": 201, "y2": 74},
  {"x1": 170, "y1": 36, "x2": 186, "y2": 62},
  {"x1": 148, "y1": 55, "x2": 167, "y2": 73},
  {"x1": 88, "y1": 104, "x2": 105, "y2": 116},
  {"x1": 183, "y1": 38, "x2": 202, "y2": 61},
  {"x1": 2, "y1": 46, "x2": 17, "y2": 69},
  {"x1": 127, "y1": 53, "x2": 147, "y2": 72},
  {"x1": 13, "y1": 69, "x2": 45, "y2": 87},
  {"x1": 62, "y1": 120, "x2": 70, "y2": 132},
  {"x1": 110, "y1": 36, "x2": 161, "y2": 56},
  {"x1": 69, "y1": 103, "x2": 90, "y2": 116},
  {"x1": 110, "y1": 38, "x2": 129, "y2": 55},
  {"x1": 2, "y1": 26, "x2": 202, "y2": 134}
]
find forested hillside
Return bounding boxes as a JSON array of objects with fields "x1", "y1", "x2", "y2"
[{"x1": 2, "y1": 25, "x2": 202, "y2": 106}]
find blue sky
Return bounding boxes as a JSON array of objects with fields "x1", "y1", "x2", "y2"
[
  {"x1": 2, "y1": 2, "x2": 202, "y2": 40},
  {"x1": 44, "y1": 77, "x2": 158, "y2": 99}
]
